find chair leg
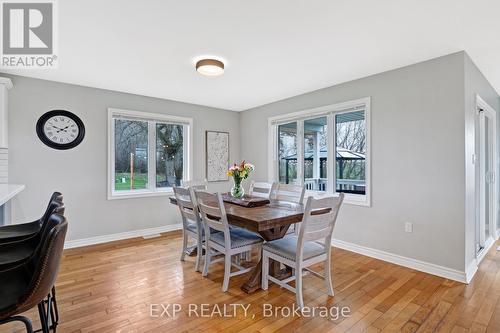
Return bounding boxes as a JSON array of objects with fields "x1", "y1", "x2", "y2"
[
  {"x1": 38, "y1": 302, "x2": 50, "y2": 333},
  {"x1": 261, "y1": 252, "x2": 269, "y2": 290},
  {"x1": 325, "y1": 253, "x2": 334, "y2": 296},
  {"x1": 203, "y1": 242, "x2": 211, "y2": 277},
  {"x1": 50, "y1": 286, "x2": 59, "y2": 332},
  {"x1": 222, "y1": 253, "x2": 232, "y2": 292},
  {"x1": 295, "y1": 264, "x2": 304, "y2": 309},
  {"x1": 0, "y1": 316, "x2": 33, "y2": 333},
  {"x1": 195, "y1": 237, "x2": 203, "y2": 272},
  {"x1": 245, "y1": 250, "x2": 251, "y2": 261},
  {"x1": 180, "y1": 231, "x2": 188, "y2": 261}
]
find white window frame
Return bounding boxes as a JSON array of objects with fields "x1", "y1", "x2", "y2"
[
  {"x1": 268, "y1": 97, "x2": 371, "y2": 207},
  {"x1": 107, "y1": 108, "x2": 193, "y2": 200}
]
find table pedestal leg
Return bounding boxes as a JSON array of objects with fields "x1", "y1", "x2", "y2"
[{"x1": 241, "y1": 225, "x2": 293, "y2": 294}]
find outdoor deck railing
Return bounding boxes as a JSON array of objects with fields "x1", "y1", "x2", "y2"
[{"x1": 304, "y1": 178, "x2": 365, "y2": 194}]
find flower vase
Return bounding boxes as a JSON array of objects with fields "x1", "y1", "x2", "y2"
[{"x1": 231, "y1": 177, "x2": 245, "y2": 198}]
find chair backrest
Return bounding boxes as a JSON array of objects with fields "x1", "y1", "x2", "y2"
[
  {"x1": 181, "y1": 180, "x2": 208, "y2": 191},
  {"x1": 16, "y1": 214, "x2": 68, "y2": 315},
  {"x1": 272, "y1": 183, "x2": 305, "y2": 203},
  {"x1": 39, "y1": 192, "x2": 64, "y2": 225},
  {"x1": 38, "y1": 201, "x2": 65, "y2": 242},
  {"x1": 297, "y1": 194, "x2": 344, "y2": 255},
  {"x1": 194, "y1": 191, "x2": 230, "y2": 239},
  {"x1": 50, "y1": 191, "x2": 63, "y2": 203},
  {"x1": 173, "y1": 187, "x2": 201, "y2": 230},
  {"x1": 248, "y1": 181, "x2": 276, "y2": 199}
]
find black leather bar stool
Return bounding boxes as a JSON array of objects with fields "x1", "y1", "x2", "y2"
[
  {"x1": 0, "y1": 192, "x2": 63, "y2": 244},
  {"x1": 0, "y1": 203, "x2": 64, "y2": 269},
  {"x1": 0, "y1": 214, "x2": 68, "y2": 333}
]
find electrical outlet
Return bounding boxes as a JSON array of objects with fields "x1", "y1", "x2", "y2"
[{"x1": 405, "y1": 222, "x2": 413, "y2": 233}]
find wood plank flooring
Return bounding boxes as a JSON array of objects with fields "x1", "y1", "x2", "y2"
[{"x1": 1, "y1": 231, "x2": 500, "y2": 332}]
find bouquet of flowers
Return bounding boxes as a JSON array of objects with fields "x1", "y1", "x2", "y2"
[{"x1": 227, "y1": 160, "x2": 254, "y2": 198}]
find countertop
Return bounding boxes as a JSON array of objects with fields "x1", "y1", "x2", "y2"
[{"x1": 0, "y1": 184, "x2": 25, "y2": 206}]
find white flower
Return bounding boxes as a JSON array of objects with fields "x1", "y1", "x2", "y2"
[{"x1": 244, "y1": 163, "x2": 255, "y2": 171}]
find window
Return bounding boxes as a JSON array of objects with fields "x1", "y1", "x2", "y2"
[
  {"x1": 269, "y1": 98, "x2": 370, "y2": 206},
  {"x1": 108, "y1": 108, "x2": 192, "y2": 199},
  {"x1": 335, "y1": 111, "x2": 366, "y2": 195}
]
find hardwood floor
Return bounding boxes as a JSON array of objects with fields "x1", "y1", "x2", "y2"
[{"x1": 2, "y1": 231, "x2": 500, "y2": 332}]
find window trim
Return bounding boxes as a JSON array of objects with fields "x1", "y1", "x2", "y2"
[
  {"x1": 267, "y1": 97, "x2": 371, "y2": 207},
  {"x1": 107, "y1": 108, "x2": 193, "y2": 200}
]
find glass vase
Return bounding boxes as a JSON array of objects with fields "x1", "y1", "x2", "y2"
[{"x1": 231, "y1": 177, "x2": 245, "y2": 198}]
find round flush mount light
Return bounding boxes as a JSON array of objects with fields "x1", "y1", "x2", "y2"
[{"x1": 196, "y1": 58, "x2": 225, "y2": 76}]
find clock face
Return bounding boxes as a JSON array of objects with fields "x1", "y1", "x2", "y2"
[
  {"x1": 36, "y1": 110, "x2": 85, "y2": 150},
  {"x1": 43, "y1": 115, "x2": 80, "y2": 145}
]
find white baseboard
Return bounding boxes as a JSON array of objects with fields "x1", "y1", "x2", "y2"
[
  {"x1": 465, "y1": 259, "x2": 478, "y2": 284},
  {"x1": 64, "y1": 226, "x2": 472, "y2": 284},
  {"x1": 64, "y1": 224, "x2": 183, "y2": 249},
  {"x1": 331, "y1": 238, "x2": 467, "y2": 283}
]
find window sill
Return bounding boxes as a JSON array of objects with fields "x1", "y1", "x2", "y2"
[
  {"x1": 108, "y1": 188, "x2": 173, "y2": 200},
  {"x1": 304, "y1": 190, "x2": 371, "y2": 207}
]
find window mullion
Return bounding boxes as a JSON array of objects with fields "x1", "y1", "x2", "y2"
[
  {"x1": 271, "y1": 124, "x2": 278, "y2": 182},
  {"x1": 297, "y1": 120, "x2": 304, "y2": 187},
  {"x1": 110, "y1": 118, "x2": 116, "y2": 194},
  {"x1": 183, "y1": 124, "x2": 188, "y2": 182},
  {"x1": 147, "y1": 121, "x2": 156, "y2": 190},
  {"x1": 327, "y1": 114, "x2": 335, "y2": 194}
]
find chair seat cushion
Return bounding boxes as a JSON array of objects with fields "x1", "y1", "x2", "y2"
[
  {"x1": 263, "y1": 236, "x2": 326, "y2": 261},
  {"x1": 185, "y1": 222, "x2": 218, "y2": 236},
  {"x1": 185, "y1": 222, "x2": 199, "y2": 234},
  {"x1": 210, "y1": 228, "x2": 263, "y2": 249}
]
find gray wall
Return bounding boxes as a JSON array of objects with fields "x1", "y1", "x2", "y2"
[
  {"x1": 4, "y1": 74, "x2": 239, "y2": 241},
  {"x1": 240, "y1": 52, "x2": 467, "y2": 271},
  {"x1": 5, "y1": 52, "x2": 499, "y2": 274},
  {"x1": 463, "y1": 54, "x2": 500, "y2": 270}
]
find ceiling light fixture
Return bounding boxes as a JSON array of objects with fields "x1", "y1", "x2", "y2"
[{"x1": 196, "y1": 58, "x2": 225, "y2": 76}]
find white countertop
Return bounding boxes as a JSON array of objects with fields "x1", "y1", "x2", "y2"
[{"x1": 0, "y1": 184, "x2": 25, "y2": 206}]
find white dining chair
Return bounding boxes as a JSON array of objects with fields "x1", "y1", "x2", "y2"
[
  {"x1": 248, "y1": 181, "x2": 276, "y2": 199},
  {"x1": 272, "y1": 183, "x2": 306, "y2": 234},
  {"x1": 173, "y1": 186, "x2": 208, "y2": 272},
  {"x1": 261, "y1": 193, "x2": 344, "y2": 308},
  {"x1": 194, "y1": 190, "x2": 264, "y2": 292},
  {"x1": 271, "y1": 183, "x2": 305, "y2": 203}
]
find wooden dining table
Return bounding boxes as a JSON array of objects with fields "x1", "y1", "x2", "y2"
[{"x1": 169, "y1": 195, "x2": 306, "y2": 293}]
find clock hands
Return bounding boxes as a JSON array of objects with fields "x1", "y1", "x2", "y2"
[{"x1": 52, "y1": 125, "x2": 69, "y2": 133}]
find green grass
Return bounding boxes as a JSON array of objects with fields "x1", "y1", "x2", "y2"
[{"x1": 115, "y1": 172, "x2": 148, "y2": 190}]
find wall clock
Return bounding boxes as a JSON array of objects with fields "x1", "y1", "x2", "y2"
[{"x1": 36, "y1": 110, "x2": 85, "y2": 150}]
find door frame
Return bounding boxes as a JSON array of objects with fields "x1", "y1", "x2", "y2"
[{"x1": 476, "y1": 94, "x2": 498, "y2": 262}]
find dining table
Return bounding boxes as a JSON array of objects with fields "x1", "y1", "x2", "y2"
[{"x1": 169, "y1": 195, "x2": 308, "y2": 293}]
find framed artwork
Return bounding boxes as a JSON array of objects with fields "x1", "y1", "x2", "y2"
[{"x1": 206, "y1": 130, "x2": 229, "y2": 182}]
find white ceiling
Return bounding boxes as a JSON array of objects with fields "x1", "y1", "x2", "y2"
[{"x1": 3, "y1": 0, "x2": 500, "y2": 111}]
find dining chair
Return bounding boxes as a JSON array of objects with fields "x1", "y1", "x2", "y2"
[
  {"x1": 173, "y1": 186, "x2": 208, "y2": 272},
  {"x1": 261, "y1": 193, "x2": 344, "y2": 308},
  {"x1": 248, "y1": 181, "x2": 276, "y2": 199},
  {"x1": 272, "y1": 183, "x2": 306, "y2": 234},
  {"x1": 271, "y1": 183, "x2": 305, "y2": 203},
  {"x1": 194, "y1": 190, "x2": 263, "y2": 292}
]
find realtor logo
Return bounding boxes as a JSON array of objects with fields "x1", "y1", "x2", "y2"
[{"x1": 1, "y1": 0, "x2": 57, "y2": 68}]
